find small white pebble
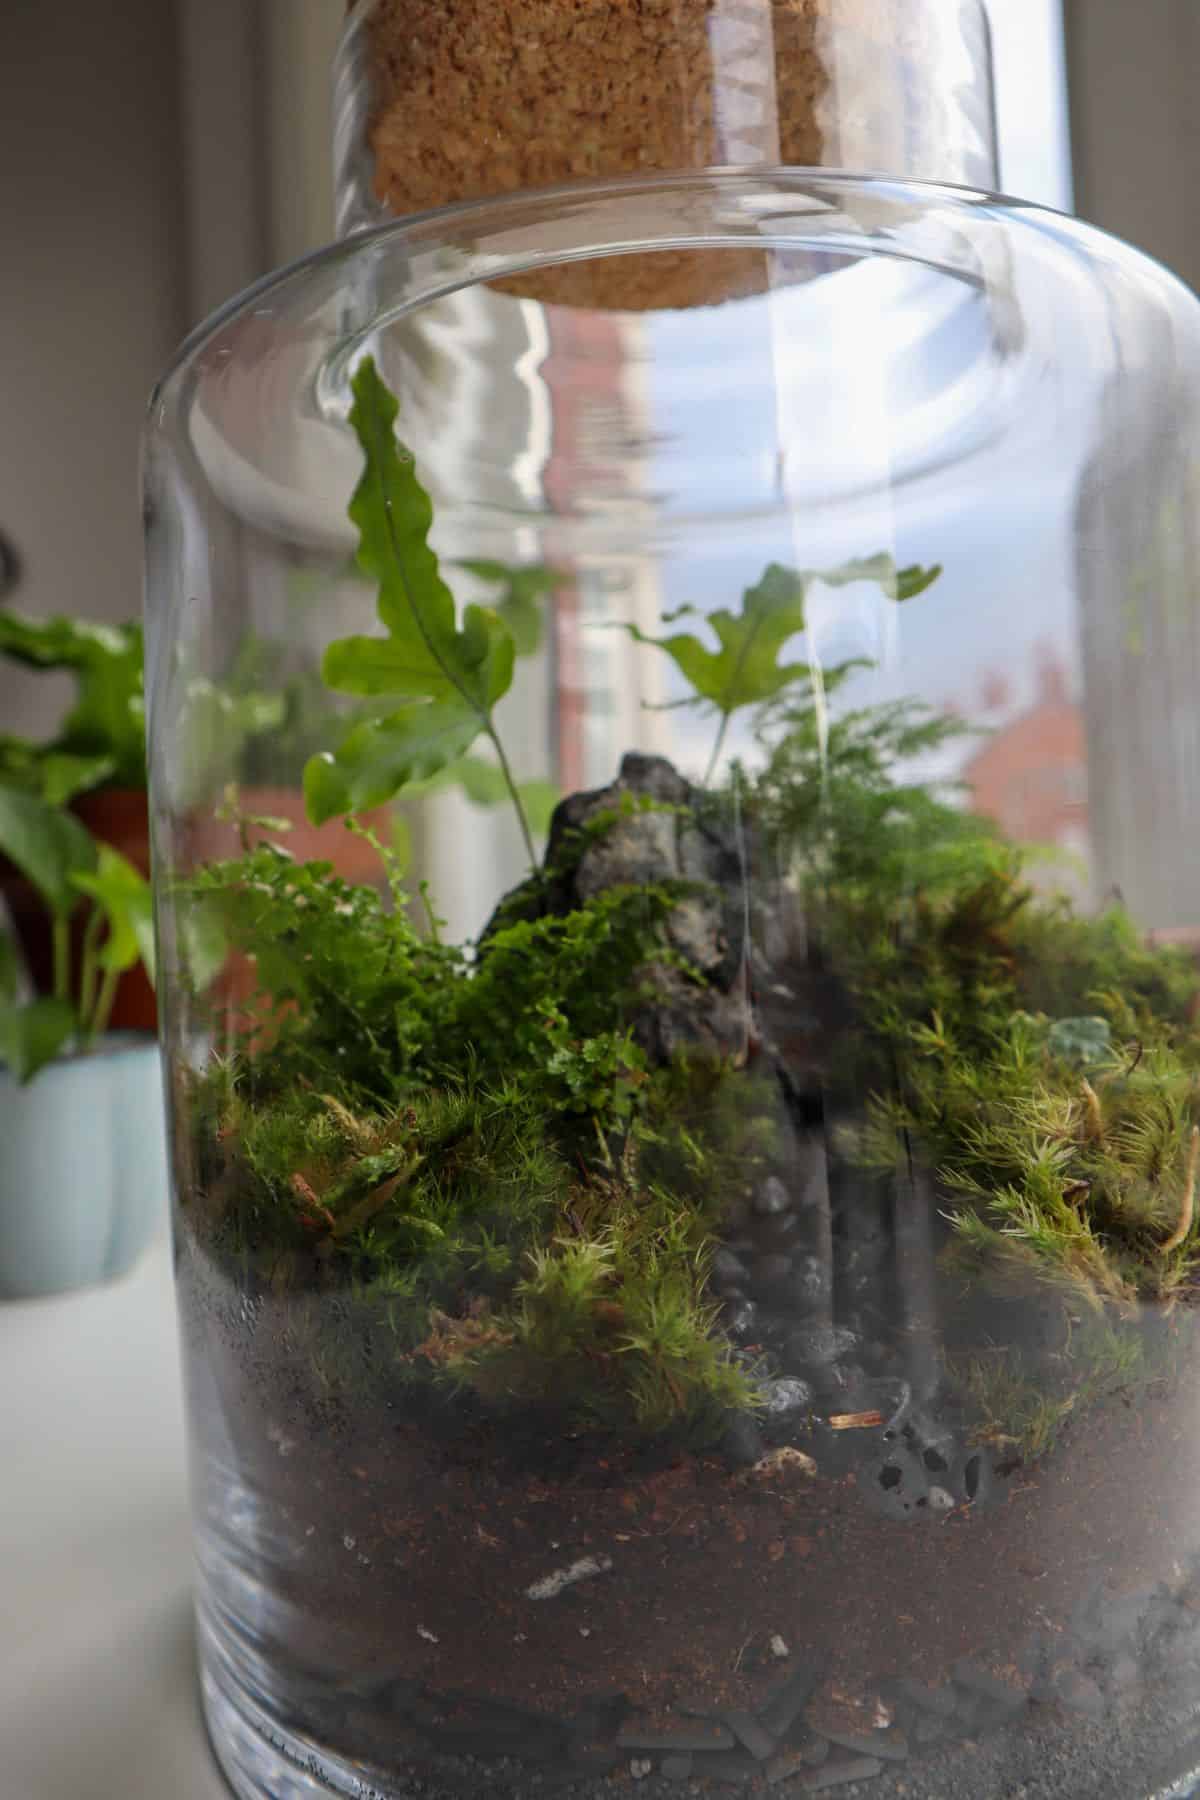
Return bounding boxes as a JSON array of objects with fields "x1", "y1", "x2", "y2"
[
  {"x1": 928, "y1": 1486, "x2": 956, "y2": 1513},
  {"x1": 630, "y1": 1758, "x2": 652, "y2": 1780},
  {"x1": 579, "y1": 1627, "x2": 591, "y2": 1638},
  {"x1": 417, "y1": 1625, "x2": 439, "y2": 1644},
  {"x1": 874, "y1": 1698, "x2": 894, "y2": 1729},
  {"x1": 358, "y1": 1554, "x2": 371, "y2": 1567},
  {"x1": 305, "y1": 1525, "x2": 316, "y2": 1537},
  {"x1": 513, "y1": 1633, "x2": 527, "y2": 1644},
  {"x1": 770, "y1": 1634, "x2": 790, "y2": 1659},
  {"x1": 343, "y1": 1535, "x2": 356, "y2": 1550},
  {"x1": 526, "y1": 1553, "x2": 614, "y2": 1602}
]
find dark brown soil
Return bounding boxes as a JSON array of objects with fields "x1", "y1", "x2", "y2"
[{"x1": 181, "y1": 1240, "x2": 1200, "y2": 1795}]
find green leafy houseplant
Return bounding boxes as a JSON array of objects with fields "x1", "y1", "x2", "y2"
[
  {"x1": 0, "y1": 783, "x2": 154, "y2": 1081},
  {"x1": 0, "y1": 608, "x2": 160, "y2": 1029},
  {"x1": 0, "y1": 612, "x2": 146, "y2": 804},
  {"x1": 176, "y1": 356, "x2": 1200, "y2": 1459}
]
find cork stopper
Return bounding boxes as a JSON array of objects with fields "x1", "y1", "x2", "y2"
[{"x1": 339, "y1": 0, "x2": 997, "y2": 310}]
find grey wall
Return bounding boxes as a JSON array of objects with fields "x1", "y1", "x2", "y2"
[
  {"x1": 1064, "y1": 0, "x2": 1200, "y2": 932},
  {"x1": 1065, "y1": 0, "x2": 1200, "y2": 291},
  {"x1": 1, "y1": 0, "x2": 188, "y2": 735},
  {"x1": 1, "y1": 0, "x2": 343, "y2": 743}
]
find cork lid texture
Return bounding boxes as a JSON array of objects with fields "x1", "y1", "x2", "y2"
[{"x1": 350, "y1": 1, "x2": 996, "y2": 308}]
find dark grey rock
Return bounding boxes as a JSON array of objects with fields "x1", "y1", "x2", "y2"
[
  {"x1": 952, "y1": 1446, "x2": 995, "y2": 1509},
  {"x1": 884, "y1": 1678, "x2": 960, "y2": 1722},
  {"x1": 725, "y1": 1299, "x2": 759, "y2": 1342},
  {"x1": 862, "y1": 1445, "x2": 932, "y2": 1522},
  {"x1": 793, "y1": 1134, "x2": 833, "y2": 1213},
  {"x1": 531, "y1": 753, "x2": 765, "y2": 1065},
  {"x1": 842, "y1": 1239, "x2": 890, "y2": 1281},
  {"x1": 661, "y1": 1753, "x2": 694, "y2": 1781},
  {"x1": 791, "y1": 1255, "x2": 834, "y2": 1305},
  {"x1": 952, "y1": 1660, "x2": 1029, "y2": 1711},
  {"x1": 765, "y1": 1739, "x2": 831, "y2": 1785},
  {"x1": 722, "y1": 1708, "x2": 778, "y2": 1761},
  {"x1": 691, "y1": 1749, "x2": 757, "y2": 1784},
  {"x1": 713, "y1": 1249, "x2": 751, "y2": 1290},
  {"x1": 756, "y1": 1253, "x2": 795, "y2": 1285},
  {"x1": 567, "y1": 1692, "x2": 633, "y2": 1741},
  {"x1": 823, "y1": 1362, "x2": 871, "y2": 1406},
  {"x1": 946, "y1": 1691, "x2": 1019, "y2": 1737},
  {"x1": 719, "y1": 1412, "x2": 766, "y2": 1468},
  {"x1": 617, "y1": 1723, "x2": 734, "y2": 1753},
  {"x1": 758, "y1": 1661, "x2": 826, "y2": 1740},
  {"x1": 755, "y1": 1176, "x2": 792, "y2": 1217},
  {"x1": 801, "y1": 1756, "x2": 884, "y2": 1790},
  {"x1": 761, "y1": 1377, "x2": 815, "y2": 1421},
  {"x1": 823, "y1": 1728, "x2": 908, "y2": 1764},
  {"x1": 786, "y1": 1325, "x2": 860, "y2": 1368}
]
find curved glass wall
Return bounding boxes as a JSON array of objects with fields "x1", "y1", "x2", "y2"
[{"x1": 145, "y1": 174, "x2": 1200, "y2": 1800}]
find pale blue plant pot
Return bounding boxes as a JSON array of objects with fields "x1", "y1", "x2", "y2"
[{"x1": 0, "y1": 1033, "x2": 169, "y2": 1300}]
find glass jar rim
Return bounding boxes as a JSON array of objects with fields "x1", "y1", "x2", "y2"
[{"x1": 152, "y1": 165, "x2": 1192, "y2": 407}]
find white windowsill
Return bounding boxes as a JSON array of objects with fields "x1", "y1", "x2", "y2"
[{"x1": 0, "y1": 1234, "x2": 227, "y2": 1800}]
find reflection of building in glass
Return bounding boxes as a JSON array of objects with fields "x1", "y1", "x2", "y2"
[
  {"x1": 960, "y1": 650, "x2": 1090, "y2": 892},
  {"x1": 542, "y1": 306, "x2": 667, "y2": 795}
]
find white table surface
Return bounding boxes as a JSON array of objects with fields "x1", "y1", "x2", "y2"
[{"x1": 2, "y1": 1230, "x2": 230, "y2": 1800}]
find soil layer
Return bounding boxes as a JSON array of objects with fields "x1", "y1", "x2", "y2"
[{"x1": 182, "y1": 1239, "x2": 1200, "y2": 1798}]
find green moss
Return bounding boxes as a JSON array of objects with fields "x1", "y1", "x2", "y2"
[
  {"x1": 946, "y1": 1314, "x2": 1161, "y2": 1462},
  {"x1": 438, "y1": 1157, "x2": 756, "y2": 1440},
  {"x1": 182, "y1": 615, "x2": 1200, "y2": 1451}
]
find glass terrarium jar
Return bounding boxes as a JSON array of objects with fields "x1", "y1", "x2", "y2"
[{"x1": 145, "y1": 174, "x2": 1200, "y2": 1800}]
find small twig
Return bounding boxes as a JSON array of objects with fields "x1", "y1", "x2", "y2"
[
  {"x1": 1160, "y1": 1126, "x2": 1200, "y2": 1256},
  {"x1": 331, "y1": 1167, "x2": 410, "y2": 1240},
  {"x1": 1081, "y1": 1079, "x2": 1104, "y2": 1143}
]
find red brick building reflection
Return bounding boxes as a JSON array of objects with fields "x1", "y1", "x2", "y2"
[{"x1": 962, "y1": 653, "x2": 1088, "y2": 855}]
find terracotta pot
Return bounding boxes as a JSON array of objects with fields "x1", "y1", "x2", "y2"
[
  {"x1": 183, "y1": 786, "x2": 391, "y2": 883},
  {"x1": 1, "y1": 785, "x2": 390, "y2": 1035}
]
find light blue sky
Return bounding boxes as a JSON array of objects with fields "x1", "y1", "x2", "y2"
[
  {"x1": 637, "y1": 0, "x2": 1082, "y2": 777},
  {"x1": 988, "y1": 0, "x2": 1073, "y2": 212}
]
